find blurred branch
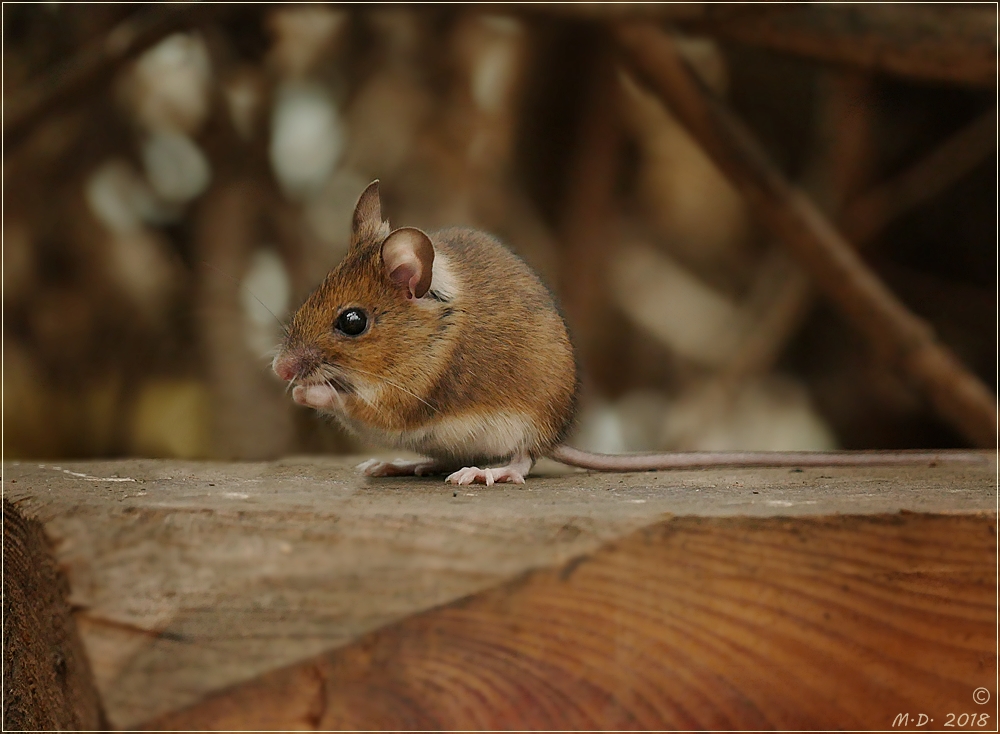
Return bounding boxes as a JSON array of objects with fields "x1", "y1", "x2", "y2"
[
  {"x1": 557, "y1": 44, "x2": 622, "y2": 387},
  {"x1": 724, "y1": 72, "x2": 878, "y2": 380},
  {"x1": 738, "y1": 94, "x2": 996, "y2": 381},
  {"x1": 3, "y1": 5, "x2": 226, "y2": 150},
  {"x1": 697, "y1": 79, "x2": 995, "y2": 446},
  {"x1": 520, "y1": 4, "x2": 997, "y2": 87},
  {"x1": 614, "y1": 23, "x2": 997, "y2": 447},
  {"x1": 842, "y1": 110, "x2": 998, "y2": 244},
  {"x1": 679, "y1": 4, "x2": 997, "y2": 89},
  {"x1": 509, "y1": 3, "x2": 706, "y2": 22}
]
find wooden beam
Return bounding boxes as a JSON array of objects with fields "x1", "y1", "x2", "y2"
[
  {"x1": 2, "y1": 500, "x2": 106, "y2": 730},
  {"x1": 681, "y1": 5, "x2": 998, "y2": 89},
  {"x1": 614, "y1": 23, "x2": 998, "y2": 448},
  {"x1": 523, "y1": 4, "x2": 997, "y2": 88},
  {"x1": 5, "y1": 456, "x2": 995, "y2": 728},
  {"x1": 146, "y1": 510, "x2": 997, "y2": 730}
]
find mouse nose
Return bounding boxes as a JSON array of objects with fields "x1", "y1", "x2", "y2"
[
  {"x1": 273, "y1": 355, "x2": 297, "y2": 381},
  {"x1": 273, "y1": 351, "x2": 314, "y2": 381}
]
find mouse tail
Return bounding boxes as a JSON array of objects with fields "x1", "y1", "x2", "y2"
[{"x1": 549, "y1": 444, "x2": 994, "y2": 471}]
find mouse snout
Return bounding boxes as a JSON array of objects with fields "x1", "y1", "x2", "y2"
[{"x1": 273, "y1": 349, "x2": 319, "y2": 382}]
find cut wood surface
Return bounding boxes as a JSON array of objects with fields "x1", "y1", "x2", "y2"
[
  {"x1": 148, "y1": 512, "x2": 999, "y2": 731},
  {"x1": 4, "y1": 455, "x2": 997, "y2": 728},
  {"x1": 2, "y1": 500, "x2": 106, "y2": 730}
]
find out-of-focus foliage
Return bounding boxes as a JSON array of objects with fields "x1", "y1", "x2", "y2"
[{"x1": 3, "y1": 6, "x2": 995, "y2": 460}]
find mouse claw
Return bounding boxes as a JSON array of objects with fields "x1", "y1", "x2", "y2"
[
  {"x1": 356, "y1": 459, "x2": 381, "y2": 475},
  {"x1": 445, "y1": 466, "x2": 526, "y2": 486},
  {"x1": 444, "y1": 467, "x2": 474, "y2": 485}
]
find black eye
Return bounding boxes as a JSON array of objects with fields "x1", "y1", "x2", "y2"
[{"x1": 335, "y1": 307, "x2": 368, "y2": 337}]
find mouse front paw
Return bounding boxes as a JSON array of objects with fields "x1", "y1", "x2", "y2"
[
  {"x1": 445, "y1": 466, "x2": 526, "y2": 486},
  {"x1": 357, "y1": 458, "x2": 440, "y2": 477}
]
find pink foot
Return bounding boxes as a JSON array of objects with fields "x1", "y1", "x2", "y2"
[
  {"x1": 446, "y1": 466, "x2": 525, "y2": 486},
  {"x1": 357, "y1": 458, "x2": 441, "y2": 477},
  {"x1": 445, "y1": 453, "x2": 533, "y2": 486}
]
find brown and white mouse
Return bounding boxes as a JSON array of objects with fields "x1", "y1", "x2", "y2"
[{"x1": 272, "y1": 181, "x2": 989, "y2": 485}]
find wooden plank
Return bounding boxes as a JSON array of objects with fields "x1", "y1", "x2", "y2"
[
  {"x1": 681, "y1": 5, "x2": 998, "y2": 89},
  {"x1": 5, "y1": 456, "x2": 996, "y2": 727},
  {"x1": 2, "y1": 500, "x2": 106, "y2": 730},
  {"x1": 146, "y1": 512, "x2": 998, "y2": 730},
  {"x1": 522, "y1": 4, "x2": 998, "y2": 88}
]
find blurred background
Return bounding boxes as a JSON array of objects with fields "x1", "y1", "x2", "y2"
[{"x1": 3, "y1": 4, "x2": 996, "y2": 461}]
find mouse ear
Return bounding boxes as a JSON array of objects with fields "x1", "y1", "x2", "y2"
[
  {"x1": 352, "y1": 180, "x2": 383, "y2": 240},
  {"x1": 382, "y1": 227, "x2": 434, "y2": 300}
]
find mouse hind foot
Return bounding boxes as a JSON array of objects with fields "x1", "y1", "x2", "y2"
[
  {"x1": 357, "y1": 458, "x2": 443, "y2": 477},
  {"x1": 445, "y1": 452, "x2": 533, "y2": 486}
]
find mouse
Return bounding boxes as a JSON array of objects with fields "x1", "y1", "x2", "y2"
[{"x1": 272, "y1": 181, "x2": 990, "y2": 485}]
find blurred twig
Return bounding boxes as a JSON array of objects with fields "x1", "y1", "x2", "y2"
[
  {"x1": 842, "y1": 110, "x2": 998, "y2": 244},
  {"x1": 671, "y1": 74, "x2": 995, "y2": 449},
  {"x1": 3, "y1": 5, "x2": 225, "y2": 150},
  {"x1": 193, "y1": 25, "x2": 298, "y2": 461},
  {"x1": 521, "y1": 4, "x2": 998, "y2": 87},
  {"x1": 733, "y1": 95, "x2": 997, "y2": 383},
  {"x1": 727, "y1": 72, "x2": 878, "y2": 382},
  {"x1": 679, "y1": 4, "x2": 997, "y2": 89},
  {"x1": 615, "y1": 23, "x2": 997, "y2": 447},
  {"x1": 558, "y1": 43, "x2": 623, "y2": 387}
]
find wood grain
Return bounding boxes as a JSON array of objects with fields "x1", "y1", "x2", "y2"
[
  {"x1": 145, "y1": 512, "x2": 998, "y2": 730},
  {"x1": 2, "y1": 500, "x2": 106, "y2": 730},
  {"x1": 7, "y1": 456, "x2": 995, "y2": 727}
]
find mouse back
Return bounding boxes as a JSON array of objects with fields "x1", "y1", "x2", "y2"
[{"x1": 425, "y1": 226, "x2": 579, "y2": 455}]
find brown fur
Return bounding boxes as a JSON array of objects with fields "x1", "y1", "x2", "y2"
[{"x1": 278, "y1": 183, "x2": 578, "y2": 465}]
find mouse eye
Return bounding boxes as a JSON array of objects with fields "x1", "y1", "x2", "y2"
[{"x1": 334, "y1": 307, "x2": 368, "y2": 337}]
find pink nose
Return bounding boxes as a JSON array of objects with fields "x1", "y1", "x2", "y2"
[
  {"x1": 273, "y1": 347, "x2": 320, "y2": 382},
  {"x1": 273, "y1": 354, "x2": 300, "y2": 381}
]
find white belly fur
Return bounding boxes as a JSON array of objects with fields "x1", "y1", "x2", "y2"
[{"x1": 339, "y1": 410, "x2": 538, "y2": 463}]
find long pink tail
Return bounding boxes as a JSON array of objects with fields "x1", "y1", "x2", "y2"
[{"x1": 549, "y1": 445, "x2": 994, "y2": 471}]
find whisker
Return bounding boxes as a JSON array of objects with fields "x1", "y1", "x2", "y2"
[
  {"x1": 337, "y1": 364, "x2": 439, "y2": 413},
  {"x1": 258, "y1": 361, "x2": 281, "y2": 378},
  {"x1": 292, "y1": 363, "x2": 435, "y2": 419},
  {"x1": 334, "y1": 386, "x2": 348, "y2": 413},
  {"x1": 324, "y1": 378, "x2": 362, "y2": 417},
  {"x1": 202, "y1": 260, "x2": 290, "y2": 337}
]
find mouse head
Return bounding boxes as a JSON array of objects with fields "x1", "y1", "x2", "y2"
[{"x1": 272, "y1": 181, "x2": 451, "y2": 428}]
